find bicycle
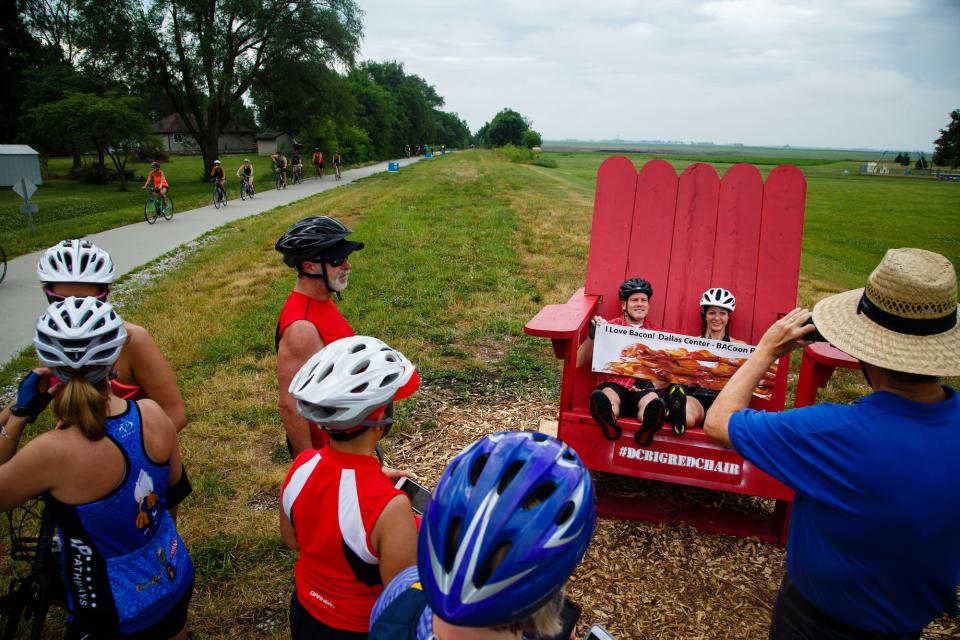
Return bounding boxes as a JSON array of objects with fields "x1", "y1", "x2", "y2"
[
  {"x1": 0, "y1": 498, "x2": 65, "y2": 639},
  {"x1": 313, "y1": 163, "x2": 323, "y2": 179},
  {"x1": 239, "y1": 175, "x2": 255, "y2": 200},
  {"x1": 144, "y1": 188, "x2": 174, "y2": 224},
  {"x1": 334, "y1": 163, "x2": 342, "y2": 181},
  {"x1": 0, "y1": 245, "x2": 6, "y2": 285},
  {"x1": 213, "y1": 181, "x2": 228, "y2": 209},
  {"x1": 275, "y1": 168, "x2": 287, "y2": 190},
  {"x1": 292, "y1": 164, "x2": 303, "y2": 185}
]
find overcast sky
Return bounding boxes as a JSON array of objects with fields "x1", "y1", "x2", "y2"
[{"x1": 358, "y1": 0, "x2": 960, "y2": 150}]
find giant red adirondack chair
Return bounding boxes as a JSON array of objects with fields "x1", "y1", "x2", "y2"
[{"x1": 524, "y1": 157, "x2": 807, "y2": 545}]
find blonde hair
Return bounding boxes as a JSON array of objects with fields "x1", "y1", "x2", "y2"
[
  {"x1": 53, "y1": 376, "x2": 110, "y2": 440},
  {"x1": 492, "y1": 589, "x2": 565, "y2": 638}
]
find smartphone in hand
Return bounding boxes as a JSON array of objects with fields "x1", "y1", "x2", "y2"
[
  {"x1": 394, "y1": 477, "x2": 432, "y2": 515},
  {"x1": 583, "y1": 624, "x2": 616, "y2": 640}
]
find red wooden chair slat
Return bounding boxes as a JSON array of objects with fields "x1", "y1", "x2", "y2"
[
  {"x1": 711, "y1": 163, "x2": 764, "y2": 341},
  {"x1": 524, "y1": 157, "x2": 807, "y2": 545},
  {"x1": 625, "y1": 159, "x2": 678, "y2": 329},
  {"x1": 662, "y1": 163, "x2": 721, "y2": 335}
]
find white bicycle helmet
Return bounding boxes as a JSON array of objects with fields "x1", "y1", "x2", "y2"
[
  {"x1": 34, "y1": 298, "x2": 128, "y2": 382},
  {"x1": 700, "y1": 287, "x2": 736, "y2": 313},
  {"x1": 37, "y1": 239, "x2": 116, "y2": 284},
  {"x1": 289, "y1": 335, "x2": 416, "y2": 430}
]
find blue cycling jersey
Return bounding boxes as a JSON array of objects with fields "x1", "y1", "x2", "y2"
[{"x1": 46, "y1": 401, "x2": 194, "y2": 636}]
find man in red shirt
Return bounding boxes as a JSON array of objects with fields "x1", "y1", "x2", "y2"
[
  {"x1": 275, "y1": 216, "x2": 364, "y2": 455},
  {"x1": 577, "y1": 278, "x2": 665, "y2": 443}
]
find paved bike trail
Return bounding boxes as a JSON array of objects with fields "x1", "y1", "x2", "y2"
[{"x1": 0, "y1": 157, "x2": 422, "y2": 366}]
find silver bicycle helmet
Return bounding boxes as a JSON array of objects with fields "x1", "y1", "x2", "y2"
[
  {"x1": 700, "y1": 287, "x2": 736, "y2": 313},
  {"x1": 288, "y1": 335, "x2": 416, "y2": 430},
  {"x1": 34, "y1": 298, "x2": 128, "y2": 382},
  {"x1": 37, "y1": 239, "x2": 116, "y2": 284}
]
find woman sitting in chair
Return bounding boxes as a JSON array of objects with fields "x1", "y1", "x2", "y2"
[{"x1": 634, "y1": 287, "x2": 744, "y2": 445}]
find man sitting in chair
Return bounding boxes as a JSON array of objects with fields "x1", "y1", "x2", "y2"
[
  {"x1": 705, "y1": 248, "x2": 960, "y2": 639},
  {"x1": 577, "y1": 278, "x2": 662, "y2": 441}
]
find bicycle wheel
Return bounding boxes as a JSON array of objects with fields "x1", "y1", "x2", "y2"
[
  {"x1": 0, "y1": 245, "x2": 6, "y2": 284},
  {"x1": 240, "y1": 181, "x2": 247, "y2": 201},
  {"x1": 161, "y1": 197, "x2": 173, "y2": 220},
  {"x1": 276, "y1": 174, "x2": 282, "y2": 190},
  {"x1": 221, "y1": 187, "x2": 227, "y2": 206},
  {"x1": 213, "y1": 186, "x2": 221, "y2": 209},
  {"x1": 144, "y1": 198, "x2": 158, "y2": 224}
]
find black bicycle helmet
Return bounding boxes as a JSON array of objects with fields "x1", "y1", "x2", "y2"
[
  {"x1": 619, "y1": 277, "x2": 653, "y2": 301},
  {"x1": 275, "y1": 216, "x2": 355, "y2": 268}
]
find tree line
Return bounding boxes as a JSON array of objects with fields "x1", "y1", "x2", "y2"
[{"x1": 2, "y1": 0, "x2": 471, "y2": 185}]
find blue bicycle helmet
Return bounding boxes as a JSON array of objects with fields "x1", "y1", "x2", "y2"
[{"x1": 418, "y1": 431, "x2": 595, "y2": 628}]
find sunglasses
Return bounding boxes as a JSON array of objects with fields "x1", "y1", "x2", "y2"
[
  {"x1": 44, "y1": 288, "x2": 109, "y2": 303},
  {"x1": 310, "y1": 256, "x2": 347, "y2": 267}
]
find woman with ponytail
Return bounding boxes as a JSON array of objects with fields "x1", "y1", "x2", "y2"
[{"x1": 0, "y1": 298, "x2": 194, "y2": 639}]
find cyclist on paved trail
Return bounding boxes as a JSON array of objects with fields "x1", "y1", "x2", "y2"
[
  {"x1": 281, "y1": 335, "x2": 419, "y2": 640},
  {"x1": 312, "y1": 148, "x2": 324, "y2": 177},
  {"x1": 577, "y1": 277, "x2": 662, "y2": 442},
  {"x1": 0, "y1": 298, "x2": 194, "y2": 640},
  {"x1": 291, "y1": 147, "x2": 303, "y2": 181},
  {"x1": 332, "y1": 151, "x2": 342, "y2": 177},
  {"x1": 275, "y1": 216, "x2": 364, "y2": 455},
  {"x1": 272, "y1": 153, "x2": 288, "y2": 186},
  {"x1": 143, "y1": 161, "x2": 170, "y2": 210},
  {"x1": 210, "y1": 159, "x2": 226, "y2": 193},
  {"x1": 369, "y1": 430, "x2": 596, "y2": 640},
  {"x1": 236, "y1": 158, "x2": 255, "y2": 191},
  {"x1": 35, "y1": 239, "x2": 187, "y2": 431}
]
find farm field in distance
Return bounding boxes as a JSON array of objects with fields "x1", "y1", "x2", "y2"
[{"x1": 1, "y1": 149, "x2": 957, "y2": 639}]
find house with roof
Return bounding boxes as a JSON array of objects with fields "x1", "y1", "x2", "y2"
[
  {"x1": 256, "y1": 132, "x2": 296, "y2": 156},
  {"x1": 153, "y1": 114, "x2": 257, "y2": 154}
]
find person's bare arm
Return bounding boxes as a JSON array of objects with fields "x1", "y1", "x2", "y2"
[
  {"x1": 576, "y1": 315, "x2": 605, "y2": 369},
  {"x1": 0, "y1": 426, "x2": 62, "y2": 512},
  {"x1": 372, "y1": 494, "x2": 418, "y2": 586},
  {"x1": 277, "y1": 321, "x2": 324, "y2": 456},
  {"x1": 125, "y1": 324, "x2": 187, "y2": 431},
  {"x1": 704, "y1": 308, "x2": 814, "y2": 448},
  {"x1": 279, "y1": 510, "x2": 298, "y2": 550}
]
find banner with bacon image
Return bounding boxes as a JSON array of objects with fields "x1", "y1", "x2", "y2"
[{"x1": 591, "y1": 324, "x2": 776, "y2": 399}]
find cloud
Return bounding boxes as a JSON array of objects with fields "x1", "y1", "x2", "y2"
[{"x1": 359, "y1": 0, "x2": 960, "y2": 149}]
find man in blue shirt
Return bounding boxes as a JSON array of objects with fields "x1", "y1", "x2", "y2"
[{"x1": 704, "y1": 248, "x2": 960, "y2": 639}]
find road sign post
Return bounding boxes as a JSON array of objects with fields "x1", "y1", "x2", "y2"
[{"x1": 13, "y1": 177, "x2": 38, "y2": 236}]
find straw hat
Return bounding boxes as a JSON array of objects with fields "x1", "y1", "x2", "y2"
[{"x1": 812, "y1": 248, "x2": 960, "y2": 376}]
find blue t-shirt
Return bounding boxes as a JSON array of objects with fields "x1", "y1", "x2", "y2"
[{"x1": 729, "y1": 387, "x2": 960, "y2": 633}]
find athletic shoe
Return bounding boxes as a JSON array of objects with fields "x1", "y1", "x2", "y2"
[
  {"x1": 635, "y1": 396, "x2": 665, "y2": 446},
  {"x1": 589, "y1": 389, "x2": 621, "y2": 441},
  {"x1": 667, "y1": 384, "x2": 687, "y2": 436}
]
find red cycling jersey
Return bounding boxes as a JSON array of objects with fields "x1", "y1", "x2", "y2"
[
  {"x1": 281, "y1": 447, "x2": 407, "y2": 632},
  {"x1": 596, "y1": 315, "x2": 663, "y2": 390},
  {"x1": 276, "y1": 290, "x2": 355, "y2": 449}
]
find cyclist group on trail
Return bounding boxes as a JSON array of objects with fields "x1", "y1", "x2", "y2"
[{"x1": 3, "y1": 209, "x2": 959, "y2": 639}]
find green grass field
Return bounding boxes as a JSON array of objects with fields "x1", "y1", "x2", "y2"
[{"x1": 1, "y1": 150, "x2": 958, "y2": 638}]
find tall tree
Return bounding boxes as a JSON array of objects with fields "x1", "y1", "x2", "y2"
[
  {"x1": 123, "y1": 0, "x2": 362, "y2": 173},
  {"x1": 481, "y1": 108, "x2": 530, "y2": 147},
  {"x1": 933, "y1": 109, "x2": 960, "y2": 169},
  {"x1": 1, "y1": 0, "x2": 43, "y2": 141}
]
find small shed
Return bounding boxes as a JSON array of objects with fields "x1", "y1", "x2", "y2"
[
  {"x1": 0, "y1": 145, "x2": 43, "y2": 187},
  {"x1": 257, "y1": 132, "x2": 295, "y2": 156}
]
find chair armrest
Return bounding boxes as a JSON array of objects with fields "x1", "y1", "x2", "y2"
[{"x1": 524, "y1": 289, "x2": 598, "y2": 340}]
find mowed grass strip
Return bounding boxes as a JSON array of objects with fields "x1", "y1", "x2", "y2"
[{"x1": 1, "y1": 149, "x2": 957, "y2": 637}]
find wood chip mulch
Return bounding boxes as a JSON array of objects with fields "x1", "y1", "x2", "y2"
[{"x1": 385, "y1": 388, "x2": 960, "y2": 640}]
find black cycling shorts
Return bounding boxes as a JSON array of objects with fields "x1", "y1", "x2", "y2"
[
  {"x1": 595, "y1": 381, "x2": 655, "y2": 419},
  {"x1": 290, "y1": 592, "x2": 367, "y2": 640}
]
